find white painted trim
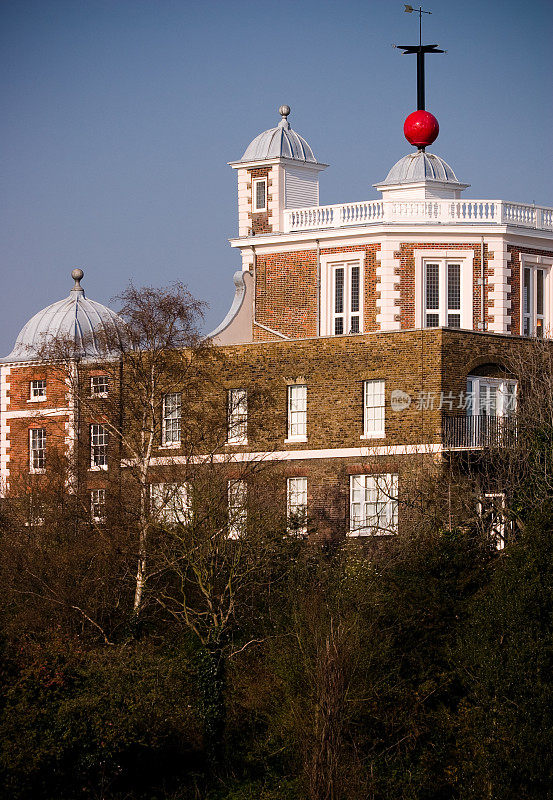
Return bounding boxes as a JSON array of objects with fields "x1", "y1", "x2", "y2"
[
  {"x1": 229, "y1": 158, "x2": 328, "y2": 171},
  {"x1": 376, "y1": 240, "x2": 401, "y2": 330},
  {"x1": 229, "y1": 223, "x2": 553, "y2": 251},
  {"x1": 0, "y1": 365, "x2": 11, "y2": 495},
  {"x1": 230, "y1": 230, "x2": 538, "y2": 255},
  {"x1": 252, "y1": 178, "x2": 267, "y2": 213},
  {"x1": 139, "y1": 442, "x2": 443, "y2": 467},
  {"x1": 319, "y1": 251, "x2": 366, "y2": 336},
  {"x1": 414, "y1": 249, "x2": 474, "y2": 330},
  {"x1": 487, "y1": 240, "x2": 510, "y2": 334},
  {"x1": 518, "y1": 252, "x2": 553, "y2": 337},
  {"x1": 4, "y1": 407, "x2": 69, "y2": 419}
]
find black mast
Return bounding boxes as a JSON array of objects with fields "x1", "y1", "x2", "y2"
[{"x1": 395, "y1": 5, "x2": 444, "y2": 111}]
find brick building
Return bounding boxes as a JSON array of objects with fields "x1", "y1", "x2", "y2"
[{"x1": 1, "y1": 104, "x2": 552, "y2": 540}]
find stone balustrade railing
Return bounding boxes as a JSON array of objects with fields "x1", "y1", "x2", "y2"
[{"x1": 282, "y1": 199, "x2": 553, "y2": 233}]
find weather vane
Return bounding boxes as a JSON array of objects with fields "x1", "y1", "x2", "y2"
[{"x1": 394, "y1": 6, "x2": 446, "y2": 150}]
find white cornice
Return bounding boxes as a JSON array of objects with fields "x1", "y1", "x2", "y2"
[
  {"x1": 229, "y1": 223, "x2": 553, "y2": 252},
  {"x1": 374, "y1": 179, "x2": 470, "y2": 191},
  {"x1": 229, "y1": 157, "x2": 328, "y2": 171},
  {"x1": 142, "y1": 442, "x2": 444, "y2": 467}
]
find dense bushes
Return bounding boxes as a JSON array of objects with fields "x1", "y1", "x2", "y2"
[{"x1": 1, "y1": 516, "x2": 553, "y2": 799}]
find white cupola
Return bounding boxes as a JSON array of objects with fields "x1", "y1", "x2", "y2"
[
  {"x1": 374, "y1": 150, "x2": 469, "y2": 200},
  {"x1": 229, "y1": 105, "x2": 327, "y2": 237}
]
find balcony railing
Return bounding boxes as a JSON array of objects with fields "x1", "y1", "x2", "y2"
[
  {"x1": 442, "y1": 414, "x2": 517, "y2": 450},
  {"x1": 282, "y1": 200, "x2": 553, "y2": 233}
]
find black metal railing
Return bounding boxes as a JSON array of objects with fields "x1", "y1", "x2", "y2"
[{"x1": 442, "y1": 414, "x2": 517, "y2": 450}]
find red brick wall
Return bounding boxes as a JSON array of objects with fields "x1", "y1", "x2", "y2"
[
  {"x1": 8, "y1": 365, "x2": 68, "y2": 410},
  {"x1": 8, "y1": 415, "x2": 67, "y2": 490},
  {"x1": 252, "y1": 240, "x2": 517, "y2": 339},
  {"x1": 395, "y1": 242, "x2": 489, "y2": 330},
  {"x1": 4, "y1": 365, "x2": 69, "y2": 482},
  {"x1": 248, "y1": 167, "x2": 272, "y2": 235},
  {"x1": 4, "y1": 363, "x2": 119, "y2": 495},
  {"x1": 253, "y1": 244, "x2": 380, "y2": 340}
]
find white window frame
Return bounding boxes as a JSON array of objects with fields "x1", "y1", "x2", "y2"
[
  {"x1": 29, "y1": 427, "x2": 46, "y2": 473},
  {"x1": 150, "y1": 482, "x2": 192, "y2": 525},
  {"x1": 362, "y1": 380, "x2": 385, "y2": 439},
  {"x1": 286, "y1": 384, "x2": 307, "y2": 442},
  {"x1": 90, "y1": 375, "x2": 109, "y2": 398},
  {"x1": 320, "y1": 252, "x2": 365, "y2": 336},
  {"x1": 90, "y1": 488, "x2": 106, "y2": 523},
  {"x1": 349, "y1": 473, "x2": 398, "y2": 536},
  {"x1": 227, "y1": 388, "x2": 247, "y2": 444},
  {"x1": 520, "y1": 254, "x2": 553, "y2": 337},
  {"x1": 30, "y1": 379, "x2": 46, "y2": 401},
  {"x1": 161, "y1": 392, "x2": 181, "y2": 447},
  {"x1": 90, "y1": 423, "x2": 108, "y2": 470},
  {"x1": 478, "y1": 492, "x2": 507, "y2": 551},
  {"x1": 466, "y1": 376, "x2": 517, "y2": 418},
  {"x1": 252, "y1": 178, "x2": 267, "y2": 212},
  {"x1": 287, "y1": 477, "x2": 308, "y2": 536},
  {"x1": 414, "y1": 249, "x2": 473, "y2": 330},
  {"x1": 228, "y1": 479, "x2": 247, "y2": 540}
]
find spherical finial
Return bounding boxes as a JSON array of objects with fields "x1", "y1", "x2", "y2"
[
  {"x1": 71, "y1": 268, "x2": 84, "y2": 291},
  {"x1": 403, "y1": 110, "x2": 439, "y2": 149},
  {"x1": 279, "y1": 104, "x2": 291, "y2": 119}
]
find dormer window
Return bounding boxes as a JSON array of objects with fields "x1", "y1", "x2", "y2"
[
  {"x1": 30, "y1": 380, "x2": 46, "y2": 401},
  {"x1": 252, "y1": 178, "x2": 267, "y2": 212}
]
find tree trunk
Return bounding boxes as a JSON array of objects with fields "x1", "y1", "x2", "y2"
[
  {"x1": 133, "y1": 481, "x2": 149, "y2": 614},
  {"x1": 196, "y1": 644, "x2": 227, "y2": 770},
  {"x1": 309, "y1": 622, "x2": 346, "y2": 800}
]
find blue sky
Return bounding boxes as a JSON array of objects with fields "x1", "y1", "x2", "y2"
[{"x1": 1, "y1": 0, "x2": 552, "y2": 354}]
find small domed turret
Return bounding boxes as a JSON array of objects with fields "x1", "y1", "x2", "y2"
[
  {"x1": 374, "y1": 150, "x2": 470, "y2": 200},
  {"x1": 229, "y1": 106, "x2": 328, "y2": 238},
  {"x1": 3, "y1": 270, "x2": 127, "y2": 362},
  {"x1": 240, "y1": 105, "x2": 317, "y2": 163}
]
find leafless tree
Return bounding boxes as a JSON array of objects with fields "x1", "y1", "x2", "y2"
[{"x1": 33, "y1": 282, "x2": 227, "y2": 620}]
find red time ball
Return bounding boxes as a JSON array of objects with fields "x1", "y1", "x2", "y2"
[{"x1": 404, "y1": 110, "x2": 439, "y2": 148}]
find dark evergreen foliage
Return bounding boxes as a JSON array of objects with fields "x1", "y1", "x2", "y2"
[{"x1": 2, "y1": 512, "x2": 552, "y2": 800}]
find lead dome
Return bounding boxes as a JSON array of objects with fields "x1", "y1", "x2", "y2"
[
  {"x1": 3, "y1": 270, "x2": 127, "y2": 363},
  {"x1": 380, "y1": 150, "x2": 461, "y2": 186},
  {"x1": 239, "y1": 105, "x2": 317, "y2": 163}
]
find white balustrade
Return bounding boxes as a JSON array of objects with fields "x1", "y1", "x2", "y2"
[{"x1": 282, "y1": 199, "x2": 553, "y2": 233}]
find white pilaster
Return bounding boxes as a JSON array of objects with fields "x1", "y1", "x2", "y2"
[
  {"x1": 0, "y1": 365, "x2": 11, "y2": 496},
  {"x1": 268, "y1": 165, "x2": 283, "y2": 233},
  {"x1": 487, "y1": 241, "x2": 511, "y2": 334},
  {"x1": 237, "y1": 169, "x2": 250, "y2": 237},
  {"x1": 376, "y1": 241, "x2": 401, "y2": 331}
]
